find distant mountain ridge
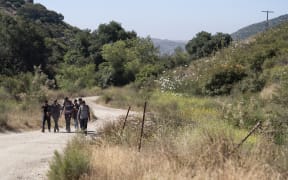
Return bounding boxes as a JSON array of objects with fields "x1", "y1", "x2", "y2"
[
  {"x1": 151, "y1": 38, "x2": 186, "y2": 55},
  {"x1": 231, "y1": 14, "x2": 288, "y2": 40}
]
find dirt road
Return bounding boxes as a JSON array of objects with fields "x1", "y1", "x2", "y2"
[{"x1": 0, "y1": 96, "x2": 129, "y2": 180}]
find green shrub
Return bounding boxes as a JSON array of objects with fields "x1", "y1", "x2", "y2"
[
  {"x1": 48, "y1": 136, "x2": 90, "y2": 180},
  {"x1": 238, "y1": 76, "x2": 266, "y2": 93},
  {"x1": 204, "y1": 65, "x2": 247, "y2": 95}
]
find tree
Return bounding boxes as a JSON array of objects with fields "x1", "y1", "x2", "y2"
[
  {"x1": 56, "y1": 64, "x2": 96, "y2": 91},
  {"x1": 63, "y1": 30, "x2": 93, "y2": 66},
  {"x1": 186, "y1": 31, "x2": 212, "y2": 59},
  {"x1": 90, "y1": 21, "x2": 137, "y2": 68},
  {"x1": 0, "y1": 14, "x2": 48, "y2": 76},
  {"x1": 97, "y1": 38, "x2": 160, "y2": 87},
  {"x1": 93, "y1": 21, "x2": 137, "y2": 45},
  {"x1": 186, "y1": 31, "x2": 232, "y2": 59},
  {"x1": 212, "y1": 32, "x2": 233, "y2": 51}
]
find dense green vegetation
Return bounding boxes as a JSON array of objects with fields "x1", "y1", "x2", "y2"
[
  {"x1": 0, "y1": 0, "x2": 25, "y2": 9},
  {"x1": 0, "y1": 1, "x2": 187, "y2": 90},
  {"x1": 17, "y1": 3, "x2": 64, "y2": 23},
  {"x1": 1, "y1": 1, "x2": 234, "y2": 93},
  {"x1": 185, "y1": 31, "x2": 232, "y2": 59}
]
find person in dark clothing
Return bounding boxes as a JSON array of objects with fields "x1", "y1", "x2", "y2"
[
  {"x1": 41, "y1": 100, "x2": 51, "y2": 133},
  {"x1": 77, "y1": 100, "x2": 90, "y2": 135},
  {"x1": 61, "y1": 97, "x2": 74, "y2": 133},
  {"x1": 73, "y1": 99, "x2": 80, "y2": 130},
  {"x1": 78, "y1": 98, "x2": 83, "y2": 129},
  {"x1": 50, "y1": 99, "x2": 61, "y2": 132}
]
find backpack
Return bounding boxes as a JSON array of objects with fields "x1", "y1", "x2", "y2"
[
  {"x1": 64, "y1": 101, "x2": 74, "y2": 115},
  {"x1": 79, "y1": 104, "x2": 89, "y2": 119}
]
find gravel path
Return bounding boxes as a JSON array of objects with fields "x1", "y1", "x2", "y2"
[{"x1": 0, "y1": 96, "x2": 129, "y2": 180}]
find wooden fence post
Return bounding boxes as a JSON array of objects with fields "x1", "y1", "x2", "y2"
[
  {"x1": 230, "y1": 121, "x2": 261, "y2": 154},
  {"x1": 138, "y1": 102, "x2": 147, "y2": 152},
  {"x1": 121, "y1": 106, "x2": 131, "y2": 133}
]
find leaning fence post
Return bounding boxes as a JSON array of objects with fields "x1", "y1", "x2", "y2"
[
  {"x1": 121, "y1": 106, "x2": 131, "y2": 133},
  {"x1": 230, "y1": 121, "x2": 261, "y2": 155},
  {"x1": 138, "y1": 101, "x2": 147, "y2": 152}
]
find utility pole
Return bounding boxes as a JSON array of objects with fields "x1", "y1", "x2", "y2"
[{"x1": 261, "y1": 10, "x2": 274, "y2": 30}]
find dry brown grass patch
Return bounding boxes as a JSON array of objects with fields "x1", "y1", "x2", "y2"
[
  {"x1": 85, "y1": 123, "x2": 287, "y2": 180},
  {"x1": 87, "y1": 145, "x2": 192, "y2": 180},
  {"x1": 260, "y1": 83, "x2": 280, "y2": 100}
]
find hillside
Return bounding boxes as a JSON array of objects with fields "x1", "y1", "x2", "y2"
[
  {"x1": 161, "y1": 22, "x2": 288, "y2": 97},
  {"x1": 231, "y1": 14, "x2": 288, "y2": 40},
  {"x1": 152, "y1": 38, "x2": 186, "y2": 54}
]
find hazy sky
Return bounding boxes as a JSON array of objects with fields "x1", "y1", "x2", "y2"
[{"x1": 34, "y1": 0, "x2": 287, "y2": 40}]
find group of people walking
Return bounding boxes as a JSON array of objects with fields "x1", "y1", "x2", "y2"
[{"x1": 41, "y1": 97, "x2": 91, "y2": 135}]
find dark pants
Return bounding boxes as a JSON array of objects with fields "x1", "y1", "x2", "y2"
[
  {"x1": 42, "y1": 115, "x2": 51, "y2": 132},
  {"x1": 52, "y1": 115, "x2": 59, "y2": 132},
  {"x1": 65, "y1": 114, "x2": 72, "y2": 132},
  {"x1": 79, "y1": 118, "x2": 88, "y2": 134}
]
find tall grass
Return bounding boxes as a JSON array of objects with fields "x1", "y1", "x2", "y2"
[
  {"x1": 79, "y1": 88, "x2": 288, "y2": 179},
  {"x1": 86, "y1": 126, "x2": 287, "y2": 180}
]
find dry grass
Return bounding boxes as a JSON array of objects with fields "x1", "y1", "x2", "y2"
[
  {"x1": 6, "y1": 107, "x2": 67, "y2": 131},
  {"x1": 2, "y1": 101, "x2": 59, "y2": 131},
  {"x1": 6, "y1": 105, "x2": 42, "y2": 131},
  {"x1": 83, "y1": 117, "x2": 288, "y2": 180},
  {"x1": 87, "y1": 145, "x2": 192, "y2": 180},
  {"x1": 260, "y1": 84, "x2": 280, "y2": 100},
  {"x1": 85, "y1": 137, "x2": 285, "y2": 180}
]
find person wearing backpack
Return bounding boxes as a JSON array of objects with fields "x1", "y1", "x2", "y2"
[
  {"x1": 77, "y1": 100, "x2": 91, "y2": 135},
  {"x1": 50, "y1": 99, "x2": 61, "y2": 133},
  {"x1": 62, "y1": 97, "x2": 74, "y2": 133},
  {"x1": 41, "y1": 100, "x2": 51, "y2": 133}
]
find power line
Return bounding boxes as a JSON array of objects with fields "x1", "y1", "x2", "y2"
[{"x1": 261, "y1": 10, "x2": 274, "y2": 30}]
